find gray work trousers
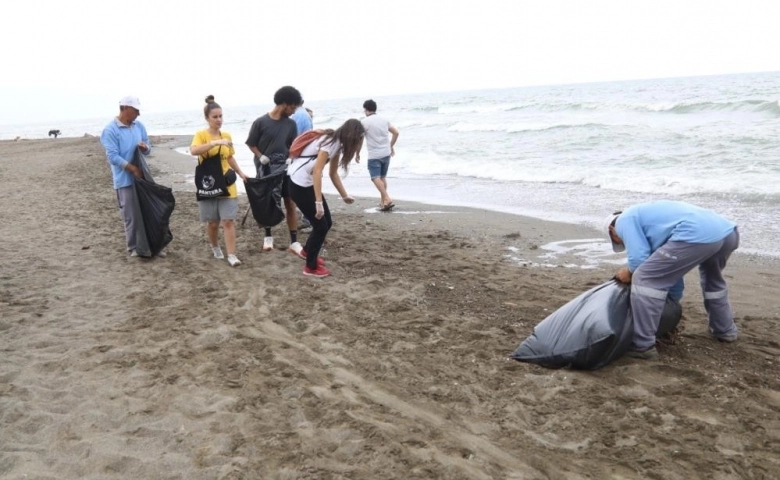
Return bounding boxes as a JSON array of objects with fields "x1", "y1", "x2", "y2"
[
  {"x1": 116, "y1": 186, "x2": 138, "y2": 253},
  {"x1": 630, "y1": 228, "x2": 740, "y2": 350}
]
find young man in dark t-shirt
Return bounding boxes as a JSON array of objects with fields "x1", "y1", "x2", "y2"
[{"x1": 245, "y1": 86, "x2": 304, "y2": 255}]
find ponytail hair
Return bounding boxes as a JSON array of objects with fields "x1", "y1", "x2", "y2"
[{"x1": 204, "y1": 95, "x2": 220, "y2": 118}]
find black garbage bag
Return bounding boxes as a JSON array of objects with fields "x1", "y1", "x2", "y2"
[
  {"x1": 657, "y1": 297, "x2": 682, "y2": 337},
  {"x1": 245, "y1": 171, "x2": 285, "y2": 228},
  {"x1": 511, "y1": 280, "x2": 633, "y2": 370},
  {"x1": 130, "y1": 148, "x2": 174, "y2": 257}
]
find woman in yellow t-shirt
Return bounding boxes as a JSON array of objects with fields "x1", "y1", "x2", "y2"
[{"x1": 190, "y1": 96, "x2": 249, "y2": 267}]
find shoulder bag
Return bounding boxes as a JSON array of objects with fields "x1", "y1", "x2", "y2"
[{"x1": 195, "y1": 145, "x2": 229, "y2": 201}]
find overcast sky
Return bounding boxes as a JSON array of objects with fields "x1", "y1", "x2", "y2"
[{"x1": 2, "y1": 0, "x2": 779, "y2": 124}]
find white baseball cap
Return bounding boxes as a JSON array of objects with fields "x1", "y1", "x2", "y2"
[
  {"x1": 119, "y1": 95, "x2": 141, "y2": 110},
  {"x1": 602, "y1": 211, "x2": 624, "y2": 252}
]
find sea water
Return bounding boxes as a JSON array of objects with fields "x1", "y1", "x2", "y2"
[{"x1": 4, "y1": 71, "x2": 779, "y2": 256}]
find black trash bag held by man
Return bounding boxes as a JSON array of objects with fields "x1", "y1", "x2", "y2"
[
  {"x1": 130, "y1": 148, "x2": 174, "y2": 257},
  {"x1": 245, "y1": 170, "x2": 285, "y2": 228}
]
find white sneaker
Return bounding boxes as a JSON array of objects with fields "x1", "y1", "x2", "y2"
[
  {"x1": 157, "y1": 250, "x2": 167, "y2": 258},
  {"x1": 212, "y1": 245, "x2": 224, "y2": 259},
  {"x1": 288, "y1": 241, "x2": 305, "y2": 259},
  {"x1": 129, "y1": 250, "x2": 139, "y2": 257},
  {"x1": 227, "y1": 254, "x2": 241, "y2": 267},
  {"x1": 263, "y1": 236, "x2": 274, "y2": 252}
]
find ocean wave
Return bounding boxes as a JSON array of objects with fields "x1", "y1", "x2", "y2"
[
  {"x1": 656, "y1": 99, "x2": 780, "y2": 115},
  {"x1": 448, "y1": 121, "x2": 620, "y2": 133},
  {"x1": 403, "y1": 106, "x2": 440, "y2": 113},
  {"x1": 438, "y1": 103, "x2": 529, "y2": 114},
  {"x1": 391, "y1": 151, "x2": 780, "y2": 198},
  {"x1": 434, "y1": 99, "x2": 780, "y2": 116}
]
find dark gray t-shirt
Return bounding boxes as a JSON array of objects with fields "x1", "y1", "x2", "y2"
[{"x1": 245, "y1": 114, "x2": 298, "y2": 167}]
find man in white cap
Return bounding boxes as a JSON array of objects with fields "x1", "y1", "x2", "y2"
[
  {"x1": 604, "y1": 200, "x2": 740, "y2": 359},
  {"x1": 100, "y1": 96, "x2": 152, "y2": 257}
]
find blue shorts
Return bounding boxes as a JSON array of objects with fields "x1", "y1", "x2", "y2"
[{"x1": 367, "y1": 156, "x2": 391, "y2": 179}]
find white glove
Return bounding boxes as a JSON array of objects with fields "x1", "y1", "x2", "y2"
[
  {"x1": 285, "y1": 157, "x2": 292, "y2": 166},
  {"x1": 342, "y1": 195, "x2": 354, "y2": 204},
  {"x1": 260, "y1": 155, "x2": 271, "y2": 165},
  {"x1": 315, "y1": 201, "x2": 325, "y2": 219}
]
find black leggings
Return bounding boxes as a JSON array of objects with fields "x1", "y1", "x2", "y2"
[{"x1": 288, "y1": 182, "x2": 332, "y2": 269}]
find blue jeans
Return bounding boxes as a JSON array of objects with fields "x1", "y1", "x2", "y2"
[{"x1": 367, "y1": 156, "x2": 390, "y2": 179}]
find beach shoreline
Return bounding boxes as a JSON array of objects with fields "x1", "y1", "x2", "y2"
[
  {"x1": 151, "y1": 134, "x2": 780, "y2": 269},
  {"x1": 1, "y1": 136, "x2": 778, "y2": 479}
]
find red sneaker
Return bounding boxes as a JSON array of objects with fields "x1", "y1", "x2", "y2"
[
  {"x1": 300, "y1": 250, "x2": 325, "y2": 268},
  {"x1": 303, "y1": 265, "x2": 331, "y2": 278}
]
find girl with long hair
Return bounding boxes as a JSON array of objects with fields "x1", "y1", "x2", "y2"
[{"x1": 287, "y1": 119, "x2": 365, "y2": 277}]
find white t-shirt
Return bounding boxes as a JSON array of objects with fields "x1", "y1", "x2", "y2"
[
  {"x1": 288, "y1": 137, "x2": 342, "y2": 187},
  {"x1": 361, "y1": 114, "x2": 392, "y2": 159}
]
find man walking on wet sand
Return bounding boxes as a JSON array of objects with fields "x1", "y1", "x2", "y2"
[{"x1": 360, "y1": 99, "x2": 399, "y2": 211}]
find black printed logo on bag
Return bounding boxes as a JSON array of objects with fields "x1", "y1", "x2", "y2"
[{"x1": 195, "y1": 146, "x2": 229, "y2": 201}]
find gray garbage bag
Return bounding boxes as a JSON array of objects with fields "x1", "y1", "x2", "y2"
[
  {"x1": 511, "y1": 280, "x2": 633, "y2": 370},
  {"x1": 512, "y1": 280, "x2": 684, "y2": 370}
]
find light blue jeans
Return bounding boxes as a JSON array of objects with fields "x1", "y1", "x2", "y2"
[{"x1": 367, "y1": 156, "x2": 391, "y2": 179}]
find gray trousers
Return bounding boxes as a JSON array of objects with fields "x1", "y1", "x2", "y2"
[
  {"x1": 116, "y1": 186, "x2": 138, "y2": 253},
  {"x1": 630, "y1": 228, "x2": 740, "y2": 350}
]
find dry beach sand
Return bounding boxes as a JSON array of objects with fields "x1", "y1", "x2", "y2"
[{"x1": 0, "y1": 136, "x2": 778, "y2": 479}]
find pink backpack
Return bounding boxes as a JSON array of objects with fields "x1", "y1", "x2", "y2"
[{"x1": 289, "y1": 129, "x2": 325, "y2": 159}]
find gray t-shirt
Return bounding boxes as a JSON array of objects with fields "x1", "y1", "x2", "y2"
[{"x1": 245, "y1": 113, "x2": 298, "y2": 166}]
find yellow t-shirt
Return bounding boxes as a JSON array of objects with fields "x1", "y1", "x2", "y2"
[{"x1": 191, "y1": 130, "x2": 238, "y2": 198}]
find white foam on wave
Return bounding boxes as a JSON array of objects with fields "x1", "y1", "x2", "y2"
[
  {"x1": 437, "y1": 102, "x2": 525, "y2": 115},
  {"x1": 388, "y1": 147, "x2": 780, "y2": 197}
]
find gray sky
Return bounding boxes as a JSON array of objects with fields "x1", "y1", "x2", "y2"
[{"x1": 2, "y1": 0, "x2": 779, "y2": 124}]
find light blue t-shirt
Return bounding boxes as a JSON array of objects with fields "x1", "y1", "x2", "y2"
[
  {"x1": 100, "y1": 118, "x2": 151, "y2": 189},
  {"x1": 291, "y1": 107, "x2": 312, "y2": 136},
  {"x1": 615, "y1": 200, "x2": 737, "y2": 271}
]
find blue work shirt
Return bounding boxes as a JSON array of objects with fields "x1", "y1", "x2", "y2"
[
  {"x1": 291, "y1": 107, "x2": 312, "y2": 136},
  {"x1": 615, "y1": 200, "x2": 737, "y2": 272},
  {"x1": 100, "y1": 118, "x2": 151, "y2": 189}
]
